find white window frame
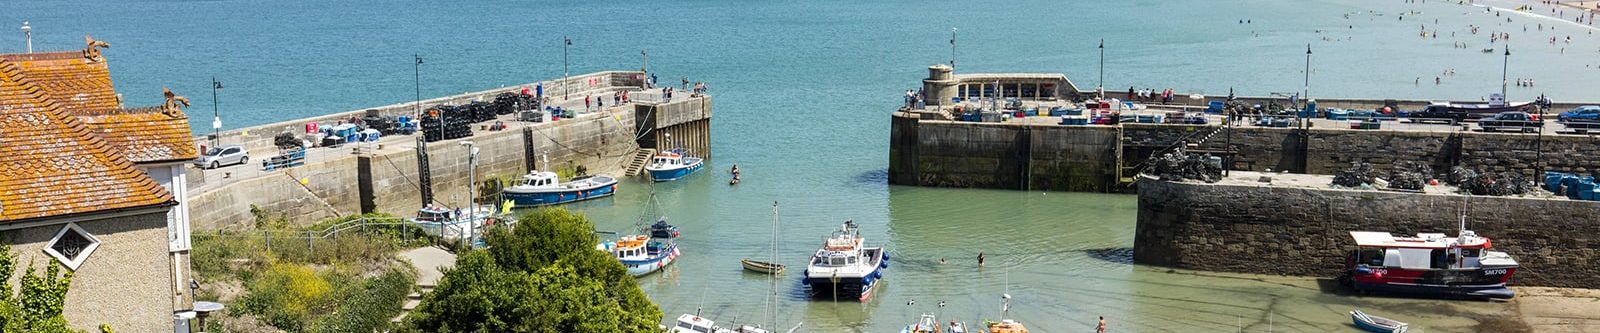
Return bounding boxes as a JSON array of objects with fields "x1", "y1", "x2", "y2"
[{"x1": 43, "y1": 223, "x2": 102, "y2": 271}]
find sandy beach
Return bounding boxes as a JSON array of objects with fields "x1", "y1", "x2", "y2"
[{"x1": 1512, "y1": 287, "x2": 1600, "y2": 332}]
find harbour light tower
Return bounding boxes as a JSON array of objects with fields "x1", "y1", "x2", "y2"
[{"x1": 21, "y1": 21, "x2": 31, "y2": 53}]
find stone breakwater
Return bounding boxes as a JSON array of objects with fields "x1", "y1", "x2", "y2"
[
  {"x1": 185, "y1": 72, "x2": 712, "y2": 228},
  {"x1": 1133, "y1": 177, "x2": 1600, "y2": 289},
  {"x1": 890, "y1": 111, "x2": 1600, "y2": 193}
]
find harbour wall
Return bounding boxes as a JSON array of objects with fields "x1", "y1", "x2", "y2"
[
  {"x1": 889, "y1": 111, "x2": 1600, "y2": 193},
  {"x1": 1132, "y1": 179, "x2": 1600, "y2": 289},
  {"x1": 187, "y1": 84, "x2": 711, "y2": 229},
  {"x1": 197, "y1": 71, "x2": 648, "y2": 157}
]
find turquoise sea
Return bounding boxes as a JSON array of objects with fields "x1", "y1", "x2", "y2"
[{"x1": 7, "y1": 0, "x2": 1597, "y2": 331}]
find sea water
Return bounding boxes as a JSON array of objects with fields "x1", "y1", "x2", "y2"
[{"x1": 6, "y1": 0, "x2": 1594, "y2": 331}]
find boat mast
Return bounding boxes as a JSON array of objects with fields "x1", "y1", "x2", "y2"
[{"x1": 768, "y1": 201, "x2": 779, "y2": 329}]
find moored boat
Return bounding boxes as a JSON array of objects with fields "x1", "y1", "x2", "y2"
[
  {"x1": 1350, "y1": 309, "x2": 1409, "y2": 333},
  {"x1": 501, "y1": 170, "x2": 617, "y2": 207},
  {"x1": 405, "y1": 205, "x2": 514, "y2": 247},
  {"x1": 741, "y1": 259, "x2": 784, "y2": 274},
  {"x1": 982, "y1": 293, "x2": 1027, "y2": 333},
  {"x1": 901, "y1": 313, "x2": 941, "y2": 333},
  {"x1": 802, "y1": 220, "x2": 888, "y2": 301},
  {"x1": 1342, "y1": 230, "x2": 1519, "y2": 299},
  {"x1": 599, "y1": 234, "x2": 679, "y2": 277},
  {"x1": 645, "y1": 148, "x2": 704, "y2": 182},
  {"x1": 650, "y1": 218, "x2": 681, "y2": 239}
]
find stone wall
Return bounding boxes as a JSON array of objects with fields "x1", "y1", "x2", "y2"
[
  {"x1": 4, "y1": 212, "x2": 178, "y2": 333},
  {"x1": 888, "y1": 113, "x2": 1118, "y2": 192},
  {"x1": 1134, "y1": 179, "x2": 1600, "y2": 288},
  {"x1": 200, "y1": 71, "x2": 648, "y2": 157},
  {"x1": 891, "y1": 113, "x2": 1600, "y2": 193},
  {"x1": 188, "y1": 94, "x2": 711, "y2": 229}
]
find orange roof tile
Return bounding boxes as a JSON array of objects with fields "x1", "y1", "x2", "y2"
[
  {"x1": 77, "y1": 107, "x2": 199, "y2": 162},
  {"x1": 0, "y1": 58, "x2": 173, "y2": 222},
  {"x1": 2, "y1": 51, "x2": 197, "y2": 162}
]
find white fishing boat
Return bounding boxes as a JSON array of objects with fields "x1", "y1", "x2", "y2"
[
  {"x1": 802, "y1": 220, "x2": 888, "y2": 301},
  {"x1": 645, "y1": 148, "x2": 704, "y2": 182},
  {"x1": 1350, "y1": 309, "x2": 1409, "y2": 333},
  {"x1": 405, "y1": 205, "x2": 513, "y2": 248},
  {"x1": 598, "y1": 234, "x2": 679, "y2": 277},
  {"x1": 501, "y1": 170, "x2": 618, "y2": 207}
]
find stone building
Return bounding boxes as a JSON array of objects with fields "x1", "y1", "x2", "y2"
[{"x1": 0, "y1": 39, "x2": 197, "y2": 331}]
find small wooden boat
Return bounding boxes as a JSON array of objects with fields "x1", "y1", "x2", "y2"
[
  {"x1": 741, "y1": 258, "x2": 784, "y2": 274},
  {"x1": 1350, "y1": 309, "x2": 1408, "y2": 333}
]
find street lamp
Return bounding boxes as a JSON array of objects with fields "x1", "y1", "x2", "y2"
[
  {"x1": 641, "y1": 49, "x2": 649, "y2": 78},
  {"x1": 1098, "y1": 38, "x2": 1105, "y2": 98},
  {"x1": 1302, "y1": 44, "x2": 1312, "y2": 130},
  {"x1": 20, "y1": 21, "x2": 31, "y2": 54},
  {"x1": 460, "y1": 141, "x2": 479, "y2": 246},
  {"x1": 949, "y1": 28, "x2": 957, "y2": 70},
  {"x1": 564, "y1": 36, "x2": 572, "y2": 101},
  {"x1": 415, "y1": 55, "x2": 423, "y2": 120},
  {"x1": 1501, "y1": 46, "x2": 1510, "y2": 102},
  {"x1": 211, "y1": 78, "x2": 223, "y2": 149}
]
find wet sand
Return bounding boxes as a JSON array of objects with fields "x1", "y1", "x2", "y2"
[{"x1": 1513, "y1": 287, "x2": 1600, "y2": 332}]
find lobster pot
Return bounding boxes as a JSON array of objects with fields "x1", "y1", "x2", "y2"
[{"x1": 420, "y1": 107, "x2": 475, "y2": 142}]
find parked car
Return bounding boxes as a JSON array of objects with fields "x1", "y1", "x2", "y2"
[
  {"x1": 1407, "y1": 101, "x2": 1534, "y2": 123},
  {"x1": 1478, "y1": 111, "x2": 1544, "y2": 133},
  {"x1": 195, "y1": 145, "x2": 249, "y2": 169},
  {"x1": 1558, "y1": 105, "x2": 1600, "y2": 122}
]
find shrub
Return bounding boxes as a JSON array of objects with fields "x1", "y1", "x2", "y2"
[{"x1": 236, "y1": 262, "x2": 333, "y2": 331}]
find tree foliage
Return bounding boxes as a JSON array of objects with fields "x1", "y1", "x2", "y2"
[
  {"x1": 0, "y1": 243, "x2": 91, "y2": 333},
  {"x1": 404, "y1": 208, "x2": 661, "y2": 333}
]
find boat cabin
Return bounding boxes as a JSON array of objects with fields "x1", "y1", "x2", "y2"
[
  {"x1": 812, "y1": 220, "x2": 865, "y2": 267},
  {"x1": 671, "y1": 314, "x2": 718, "y2": 333},
  {"x1": 612, "y1": 235, "x2": 650, "y2": 259},
  {"x1": 414, "y1": 206, "x2": 452, "y2": 223},
  {"x1": 518, "y1": 171, "x2": 561, "y2": 188},
  {"x1": 1347, "y1": 231, "x2": 1512, "y2": 270},
  {"x1": 652, "y1": 149, "x2": 687, "y2": 165}
]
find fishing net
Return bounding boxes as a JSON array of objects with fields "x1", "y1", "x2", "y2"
[{"x1": 1152, "y1": 151, "x2": 1223, "y2": 183}]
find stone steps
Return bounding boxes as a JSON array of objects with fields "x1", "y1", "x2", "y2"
[
  {"x1": 390, "y1": 283, "x2": 435, "y2": 324},
  {"x1": 624, "y1": 148, "x2": 656, "y2": 177}
]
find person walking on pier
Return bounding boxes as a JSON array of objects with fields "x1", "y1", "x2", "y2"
[{"x1": 585, "y1": 95, "x2": 592, "y2": 111}]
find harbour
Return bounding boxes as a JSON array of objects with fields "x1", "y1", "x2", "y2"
[{"x1": 5, "y1": 0, "x2": 1600, "y2": 331}]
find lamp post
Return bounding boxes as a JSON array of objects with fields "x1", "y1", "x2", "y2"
[
  {"x1": 949, "y1": 28, "x2": 957, "y2": 70},
  {"x1": 1302, "y1": 44, "x2": 1312, "y2": 130},
  {"x1": 211, "y1": 78, "x2": 223, "y2": 149},
  {"x1": 641, "y1": 49, "x2": 649, "y2": 81},
  {"x1": 1501, "y1": 46, "x2": 1510, "y2": 101},
  {"x1": 20, "y1": 21, "x2": 31, "y2": 54},
  {"x1": 563, "y1": 36, "x2": 572, "y2": 101},
  {"x1": 415, "y1": 55, "x2": 423, "y2": 120},
  {"x1": 1098, "y1": 38, "x2": 1105, "y2": 98},
  {"x1": 461, "y1": 141, "x2": 479, "y2": 246}
]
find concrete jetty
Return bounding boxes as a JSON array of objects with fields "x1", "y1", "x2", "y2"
[
  {"x1": 891, "y1": 67, "x2": 1600, "y2": 193},
  {"x1": 1135, "y1": 172, "x2": 1600, "y2": 289},
  {"x1": 186, "y1": 71, "x2": 713, "y2": 228}
]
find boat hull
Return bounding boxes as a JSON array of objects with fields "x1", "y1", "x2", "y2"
[
  {"x1": 803, "y1": 248, "x2": 887, "y2": 301},
  {"x1": 1350, "y1": 310, "x2": 1409, "y2": 333},
  {"x1": 741, "y1": 259, "x2": 785, "y2": 274},
  {"x1": 503, "y1": 177, "x2": 618, "y2": 207},
  {"x1": 621, "y1": 243, "x2": 680, "y2": 277},
  {"x1": 1345, "y1": 266, "x2": 1517, "y2": 299},
  {"x1": 648, "y1": 159, "x2": 704, "y2": 182}
]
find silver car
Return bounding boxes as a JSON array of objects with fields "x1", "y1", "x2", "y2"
[{"x1": 195, "y1": 145, "x2": 248, "y2": 169}]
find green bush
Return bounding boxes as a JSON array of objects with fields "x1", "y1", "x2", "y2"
[
  {"x1": 403, "y1": 208, "x2": 660, "y2": 332},
  {"x1": 311, "y1": 268, "x2": 414, "y2": 333},
  {"x1": 236, "y1": 262, "x2": 334, "y2": 331}
]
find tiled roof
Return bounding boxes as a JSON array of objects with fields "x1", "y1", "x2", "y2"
[
  {"x1": 2, "y1": 51, "x2": 198, "y2": 162},
  {"x1": 5, "y1": 52, "x2": 121, "y2": 113},
  {"x1": 77, "y1": 107, "x2": 199, "y2": 163},
  {"x1": 0, "y1": 58, "x2": 174, "y2": 222}
]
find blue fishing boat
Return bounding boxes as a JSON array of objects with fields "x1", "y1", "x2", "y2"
[
  {"x1": 598, "y1": 234, "x2": 680, "y2": 277},
  {"x1": 501, "y1": 170, "x2": 617, "y2": 207},
  {"x1": 645, "y1": 149, "x2": 704, "y2": 182}
]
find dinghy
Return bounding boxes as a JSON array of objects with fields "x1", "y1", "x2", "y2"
[{"x1": 1350, "y1": 309, "x2": 1409, "y2": 333}]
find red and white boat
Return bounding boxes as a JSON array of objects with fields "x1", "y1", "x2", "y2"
[{"x1": 1342, "y1": 230, "x2": 1518, "y2": 299}]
